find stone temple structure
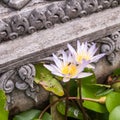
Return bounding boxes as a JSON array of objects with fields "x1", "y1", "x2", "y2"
[{"x1": 0, "y1": 0, "x2": 120, "y2": 114}]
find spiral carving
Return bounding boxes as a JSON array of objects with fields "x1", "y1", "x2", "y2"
[
  {"x1": 0, "y1": 20, "x2": 12, "y2": 42},
  {"x1": 65, "y1": 0, "x2": 83, "y2": 19},
  {"x1": 18, "y1": 64, "x2": 36, "y2": 88},
  {"x1": 99, "y1": 37, "x2": 115, "y2": 55},
  {"x1": 29, "y1": 9, "x2": 46, "y2": 32},
  {"x1": 0, "y1": 0, "x2": 120, "y2": 42},
  {"x1": 0, "y1": 70, "x2": 15, "y2": 94},
  {"x1": 15, "y1": 81, "x2": 29, "y2": 90},
  {"x1": 0, "y1": 64, "x2": 43, "y2": 104},
  {"x1": 3, "y1": 79, "x2": 14, "y2": 93},
  {"x1": 10, "y1": 15, "x2": 29, "y2": 36},
  {"x1": 46, "y1": 3, "x2": 68, "y2": 23},
  {"x1": 97, "y1": 30, "x2": 120, "y2": 65},
  {"x1": 81, "y1": 0, "x2": 98, "y2": 14},
  {"x1": 110, "y1": 31, "x2": 120, "y2": 51}
]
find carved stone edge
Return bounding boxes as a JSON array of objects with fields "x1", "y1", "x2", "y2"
[{"x1": 0, "y1": 0, "x2": 120, "y2": 42}]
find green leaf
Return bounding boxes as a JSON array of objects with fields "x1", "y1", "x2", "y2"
[
  {"x1": 87, "y1": 110, "x2": 109, "y2": 120},
  {"x1": 34, "y1": 63, "x2": 64, "y2": 96},
  {"x1": 106, "y1": 92, "x2": 120, "y2": 112},
  {"x1": 111, "y1": 82, "x2": 120, "y2": 92},
  {"x1": 81, "y1": 75, "x2": 107, "y2": 113},
  {"x1": 13, "y1": 109, "x2": 52, "y2": 120},
  {"x1": 109, "y1": 106, "x2": 120, "y2": 120},
  {"x1": 96, "y1": 88, "x2": 113, "y2": 97},
  {"x1": 0, "y1": 90, "x2": 9, "y2": 120},
  {"x1": 57, "y1": 101, "x2": 83, "y2": 120},
  {"x1": 112, "y1": 68, "x2": 120, "y2": 76}
]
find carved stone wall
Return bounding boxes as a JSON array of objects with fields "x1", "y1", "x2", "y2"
[
  {"x1": 0, "y1": 0, "x2": 120, "y2": 43},
  {"x1": 0, "y1": 64, "x2": 49, "y2": 114}
]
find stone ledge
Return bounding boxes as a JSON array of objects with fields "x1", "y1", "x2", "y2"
[
  {"x1": 0, "y1": 6, "x2": 120, "y2": 73},
  {"x1": 0, "y1": 0, "x2": 120, "y2": 42}
]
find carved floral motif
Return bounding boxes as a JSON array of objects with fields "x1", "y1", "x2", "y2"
[
  {"x1": 97, "y1": 30, "x2": 120, "y2": 65},
  {"x1": 0, "y1": 64, "x2": 38, "y2": 106},
  {"x1": 0, "y1": 0, "x2": 120, "y2": 42}
]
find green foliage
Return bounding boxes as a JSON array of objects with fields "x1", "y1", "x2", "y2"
[
  {"x1": 81, "y1": 74, "x2": 107, "y2": 113},
  {"x1": 34, "y1": 63, "x2": 64, "y2": 96},
  {"x1": 0, "y1": 90, "x2": 9, "y2": 120},
  {"x1": 106, "y1": 92, "x2": 120, "y2": 112},
  {"x1": 13, "y1": 109, "x2": 52, "y2": 120},
  {"x1": 111, "y1": 82, "x2": 120, "y2": 92},
  {"x1": 112, "y1": 68, "x2": 120, "y2": 76},
  {"x1": 57, "y1": 101, "x2": 83, "y2": 120},
  {"x1": 109, "y1": 106, "x2": 120, "y2": 120}
]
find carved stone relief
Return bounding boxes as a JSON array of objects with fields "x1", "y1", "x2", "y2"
[
  {"x1": 0, "y1": 64, "x2": 49, "y2": 112},
  {"x1": 0, "y1": 0, "x2": 120, "y2": 43},
  {"x1": 97, "y1": 30, "x2": 120, "y2": 65}
]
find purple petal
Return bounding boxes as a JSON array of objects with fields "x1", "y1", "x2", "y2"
[
  {"x1": 61, "y1": 51, "x2": 68, "y2": 65},
  {"x1": 52, "y1": 71, "x2": 63, "y2": 77},
  {"x1": 91, "y1": 53, "x2": 105, "y2": 62},
  {"x1": 63, "y1": 77, "x2": 70, "y2": 82},
  {"x1": 52, "y1": 54, "x2": 62, "y2": 68},
  {"x1": 67, "y1": 43, "x2": 76, "y2": 56},
  {"x1": 78, "y1": 60, "x2": 90, "y2": 72},
  {"x1": 77, "y1": 72, "x2": 93, "y2": 78},
  {"x1": 44, "y1": 64, "x2": 55, "y2": 72},
  {"x1": 88, "y1": 44, "x2": 97, "y2": 56},
  {"x1": 87, "y1": 64, "x2": 95, "y2": 69}
]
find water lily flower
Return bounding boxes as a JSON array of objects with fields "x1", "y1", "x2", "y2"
[
  {"x1": 67, "y1": 41, "x2": 105, "y2": 68},
  {"x1": 44, "y1": 51, "x2": 92, "y2": 82}
]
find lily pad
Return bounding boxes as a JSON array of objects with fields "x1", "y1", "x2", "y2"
[
  {"x1": 109, "y1": 106, "x2": 120, "y2": 120},
  {"x1": 34, "y1": 63, "x2": 64, "y2": 96},
  {"x1": 106, "y1": 92, "x2": 120, "y2": 112}
]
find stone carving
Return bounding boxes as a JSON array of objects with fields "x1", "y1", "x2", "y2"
[
  {"x1": 10, "y1": 15, "x2": 29, "y2": 36},
  {"x1": 65, "y1": 0, "x2": 83, "y2": 19},
  {"x1": 0, "y1": 70, "x2": 15, "y2": 94},
  {"x1": 2, "y1": 0, "x2": 31, "y2": 10},
  {"x1": 46, "y1": 3, "x2": 69, "y2": 23},
  {"x1": 18, "y1": 64, "x2": 35, "y2": 88},
  {"x1": 28, "y1": 9, "x2": 52, "y2": 33},
  {"x1": 98, "y1": 0, "x2": 119, "y2": 10},
  {"x1": 0, "y1": 0, "x2": 120, "y2": 42},
  {"x1": 81, "y1": 0, "x2": 98, "y2": 14},
  {"x1": 28, "y1": 9, "x2": 46, "y2": 32},
  {"x1": 98, "y1": 31, "x2": 120, "y2": 65},
  {"x1": 0, "y1": 64, "x2": 41, "y2": 106},
  {"x1": 0, "y1": 20, "x2": 11, "y2": 42}
]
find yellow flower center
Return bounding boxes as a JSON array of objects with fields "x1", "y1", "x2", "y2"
[
  {"x1": 61, "y1": 63, "x2": 78, "y2": 77},
  {"x1": 76, "y1": 52, "x2": 91, "y2": 63}
]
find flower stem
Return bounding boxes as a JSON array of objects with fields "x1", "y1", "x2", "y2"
[
  {"x1": 64, "y1": 82, "x2": 70, "y2": 120},
  {"x1": 39, "y1": 96, "x2": 105, "y2": 119},
  {"x1": 78, "y1": 80, "x2": 88, "y2": 120}
]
